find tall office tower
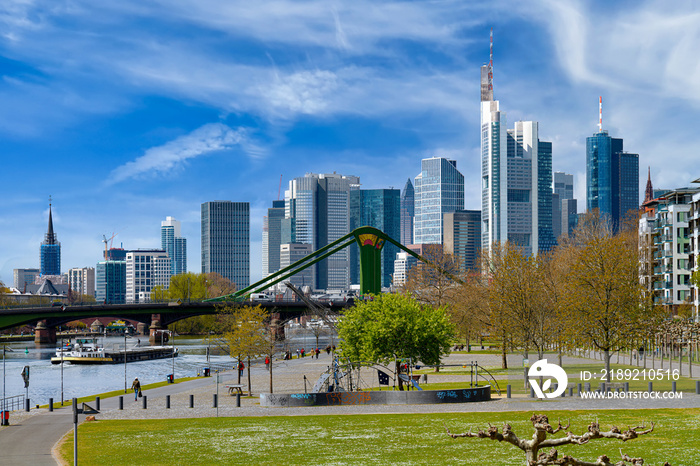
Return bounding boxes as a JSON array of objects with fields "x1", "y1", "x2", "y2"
[
  {"x1": 68, "y1": 267, "x2": 95, "y2": 297},
  {"x1": 350, "y1": 189, "x2": 400, "y2": 287},
  {"x1": 125, "y1": 250, "x2": 171, "y2": 303},
  {"x1": 262, "y1": 200, "x2": 285, "y2": 277},
  {"x1": 553, "y1": 171, "x2": 578, "y2": 238},
  {"x1": 444, "y1": 210, "x2": 481, "y2": 271},
  {"x1": 201, "y1": 201, "x2": 250, "y2": 290},
  {"x1": 414, "y1": 157, "x2": 465, "y2": 245},
  {"x1": 552, "y1": 193, "x2": 561, "y2": 239},
  {"x1": 285, "y1": 173, "x2": 360, "y2": 290},
  {"x1": 96, "y1": 260, "x2": 126, "y2": 304},
  {"x1": 161, "y1": 216, "x2": 187, "y2": 276},
  {"x1": 400, "y1": 178, "x2": 415, "y2": 246},
  {"x1": 40, "y1": 201, "x2": 61, "y2": 275},
  {"x1": 13, "y1": 268, "x2": 40, "y2": 290},
  {"x1": 586, "y1": 99, "x2": 640, "y2": 231},
  {"x1": 280, "y1": 243, "x2": 315, "y2": 289}
]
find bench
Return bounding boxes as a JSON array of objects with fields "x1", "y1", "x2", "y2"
[{"x1": 225, "y1": 384, "x2": 244, "y2": 396}]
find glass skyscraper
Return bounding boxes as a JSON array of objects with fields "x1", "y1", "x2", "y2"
[
  {"x1": 414, "y1": 157, "x2": 465, "y2": 244},
  {"x1": 201, "y1": 201, "x2": 250, "y2": 290},
  {"x1": 586, "y1": 130, "x2": 639, "y2": 230},
  {"x1": 443, "y1": 210, "x2": 481, "y2": 271},
  {"x1": 285, "y1": 173, "x2": 359, "y2": 290},
  {"x1": 400, "y1": 178, "x2": 414, "y2": 246},
  {"x1": 161, "y1": 216, "x2": 187, "y2": 276},
  {"x1": 96, "y1": 260, "x2": 126, "y2": 304},
  {"x1": 262, "y1": 200, "x2": 285, "y2": 277},
  {"x1": 350, "y1": 189, "x2": 400, "y2": 287},
  {"x1": 40, "y1": 203, "x2": 61, "y2": 275}
]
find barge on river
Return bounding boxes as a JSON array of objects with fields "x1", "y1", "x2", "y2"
[{"x1": 50, "y1": 338, "x2": 178, "y2": 364}]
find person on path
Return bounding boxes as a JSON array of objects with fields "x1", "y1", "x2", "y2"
[
  {"x1": 238, "y1": 361, "x2": 245, "y2": 377},
  {"x1": 265, "y1": 356, "x2": 270, "y2": 370},
  {"x1": 131, "y1": 377, "x2": 141, "y2": 401}
]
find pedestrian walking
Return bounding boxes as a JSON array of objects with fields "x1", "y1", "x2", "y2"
[
  {"x1": 131, "y1": 377, "x2": 141, "y2": 401},
  {"x1": 238, "y1": 361, "x2": 245, "y2": 377},
  {"x1": 265, "y1": 356, "x2": 270, "y2": 370}
]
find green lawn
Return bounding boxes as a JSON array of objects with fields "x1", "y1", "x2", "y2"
[{"x1": 61, "y1": 409, "x2": 697, "y2": 465}]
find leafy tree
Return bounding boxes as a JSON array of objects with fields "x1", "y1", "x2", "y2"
[
  {"x1": 401, "y1": 244, "x2": 461, "y2": 307},
  {"x1": 561, "y1": 211, "x2": 659, "y2": 382},
  {"x1": 447, "y1": 271, "x2": 489, "y2": 352},
  {"x1": 218, "y1": 304, "x2": 268, "y2": 394},
  {"x1": 337, "y1": 293, "x2": 454, "y2": 390},
  {"x1": 206, "y1": 272, "x2": 237, "y2": 299}
]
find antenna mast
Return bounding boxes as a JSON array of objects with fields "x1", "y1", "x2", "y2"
[
  {"x1": 488, "y1": 27, "x2": 493, "y2": 93},
  {"x1": 598, "y1": 96, "x2": 603, "y2": 132}
]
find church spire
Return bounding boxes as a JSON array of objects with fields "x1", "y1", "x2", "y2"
[
  {"x1": 644, "y1": 167, "x2": 654, "y2": 204},
  {"x1": 44, "y1": 196, "x2": 57, "y2": 245}
]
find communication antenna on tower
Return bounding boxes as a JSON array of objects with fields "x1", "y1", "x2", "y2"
[
  {"x1": 598, "y1": 96, "x2": 603, "y2": 132},
  {"x1": 488, "y1": 27, "x2": 493, "y2": 93}
]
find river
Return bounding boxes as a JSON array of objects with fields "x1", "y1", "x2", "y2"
[{"x1": 1, "y1": 327, "x2": 336, "y2": 406}]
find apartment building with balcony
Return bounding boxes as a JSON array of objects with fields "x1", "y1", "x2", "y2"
[
  {"x1": 640, "y1": 187, "x2": 698, "y2": 313},
  {"x1": 689, "y1": 180, "x2": 700, "y2": 318}
]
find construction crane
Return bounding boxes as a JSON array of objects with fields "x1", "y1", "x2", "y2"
[
  {"x1": 278, "y1": 174, "x2": 283, "y2": 200},
  {"x1": 102, "y1": 233, "x2": 117, "y2": 260}
]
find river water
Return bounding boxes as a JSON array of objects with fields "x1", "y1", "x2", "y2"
[{"x1": 1, "y1": 328, "x2": 335, "y2": 406}]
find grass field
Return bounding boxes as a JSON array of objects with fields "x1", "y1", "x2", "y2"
[{"x1": 60, "y1": 409, "x2": 698, "y2": 465}]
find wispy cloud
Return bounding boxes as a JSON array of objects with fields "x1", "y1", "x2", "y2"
[{"x1": 106, "y1": 123, "x2": 261, "y2": 185}]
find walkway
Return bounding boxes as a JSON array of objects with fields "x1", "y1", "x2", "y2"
[{"x1": 2, "y1": 351, "x2": 700, "y2": 465}]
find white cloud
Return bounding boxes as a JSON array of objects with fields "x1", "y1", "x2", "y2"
[{"x1": 107, "y1": 123, "x2": 260, "y2": 185}]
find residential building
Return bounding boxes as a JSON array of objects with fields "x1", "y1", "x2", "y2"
[
  {"x1": 688, "y1": 179, "x2": 700, "y2": 318},
  {"x1": 96, "y1": 260, "x2": 126, "y2": 304},
  {"x1": 262, "y1": 200, "x2": 285, "y2": 277},
  {"x1": 639, "y1": 187, "x2": 698, "y2": 312},
  {"x1": 400, "y1": 178, "x2": 415, "y2": 246},
  {"x1": 350, "y1": 189, "x2": 400, "y2": 287},
  {"x1": 280, "y1": 243, "x2": 315, "y2": 289},
  {"x1": 68, "y1": 267, "x2": 95, "y2": 297},
  {"x1": 201, "y1": 201, "x2": 250, "y2": 290},
  {"x1": 284, "y1": 173, "x2": 360, "y2": 290},
  {"x1": 40, "y1": 202, "x2": 61, "y2": 275},
  {"x1": 443, "y1": 210, "x2": 481, "y2": 271},
  {"x1": 125, "y1": 250, "x2": 171, "y2": 303},
  {"x1": 586, "y1": 129, "x2": 639, "y2": 231},
  {"x1": 161, "y1": 216, "x2": 187, "y2": 276},
  {"x1": 414, "y1": 157, "x2": 465, "y2": 245},
  {"x1": 13, "y1": 268, "x2": 40, "y2": 290}
]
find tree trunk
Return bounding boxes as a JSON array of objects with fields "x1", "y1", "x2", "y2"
[
  {"x1": 501, "y1": 329, "x2": 508, "y2": 370},
  {"x1": 269, "y1": 353, "x2": 273, "y2": 393},
  {"x1": 237, "y1": 354, "x2": 242, "y2": 384},
  {"x1": 247, "y1": 356, "x2": 252, "y2": 396},
  {"x1": 604, "y1": 349, "x2": 612, "y2": 383},
  {"x1": 396, "y1": 360, "x2": 404, "y2": 391}
]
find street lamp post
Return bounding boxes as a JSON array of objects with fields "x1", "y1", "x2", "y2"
[
  {"x1": 124, "y1": 332, "x2": 127, "y2": 393},
  {"x1": 60, "y1": 338, "x2": 64, "y2": 406},
  {"x1": 171, "y1": 330, "x2": 175, "y2": 382},
  {"x1": 3, "y1": 344, "x2": 6, "y2": 423}
]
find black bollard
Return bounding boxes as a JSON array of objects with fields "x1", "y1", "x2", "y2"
[
  {"x1": 624, "y1": 382, "x2": 629, "y2": 392},
  {"x1": 672, "y1": 381, "x2": 677, "y2": 393},
  {"x1": 568, "y1": 387, "x2": 573, "y2": 397},
  {"x1": 189, "y1": 394, "x2": 194, "y2": 408},
  {"x1": 142, "y1": 395, "x2": 147, "y2": 409},
  {"x1": 119, "y1": 396, "x2": 123, "y2": 410},
  {"x1": 506, "y1": 385, "x2": 511, "y2": 398},
  {"x1": 213, "y1": 394, "x2": 218, "y2": 408},
  {"x1": 49, "y1": 398, "x2": 54, "y2": 412},
  {"x1": 648, "y1": 381, "x2": 653, "y2": 393},
  {"x1": 530, "y1": 387, "x2": 535, "y2": 398},
  {"x1": 236, "y1": 392, "x2": 241, "y2": 407},
  {"x1": 696, "y1": 381, "x2": 700, "y2": 395},
  {"x1": 166, "y1": 395, "x2": 171, "y2": 409},
  {"x1": 25, "y1": 399, "x2": 30, "y2": 412},
  {"x1": 96, "y1": 396, "x2": 100, "y2": 411}
]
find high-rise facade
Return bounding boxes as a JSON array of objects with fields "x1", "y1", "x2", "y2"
[
  {"x1": 262, "y1": 200, "x2": 285, "y2": 277},
  {"x1": 40, "y1": 202, "x2": 61, "y2": 275},
  {"x1": 13, "y1": 268, "x2": 40, "y2": 290},
  {"x1": 161, "y1": 216, "x2": 187, "y2": 276},
  {"x1": 201, "y1": 201, "x2": 250, "y2": 290},
  {"x1": 285, "y1": 173, "x2": 359, "y2": 290},
  {"x1": 553, "y1": 172, "x2": 578, "y2": 238},
  {"x1": 414, "y1": 157, "x2": 464, "y2": 245},
  {"x1": 68, "y1": 267, "x2": 95, "y2": 297},
  {"x1": 400, "y1": 178, "x2": 415, "y2": 246},
  {"x1": 280, "y1": 243, "x2": 315, "y2": 289},
  {"x1": 125, "y1": 250, "x2": 171, "y2": 303},
  {"x1": 443, "y1": 210, "x2": 481, "y2": 271},
  {"x1": 586, "y1": 130, "x2": 639, "y2": 230},
  {"x1": 351, "y1": 189, "x2": 400, "y2": 288},
  {"x1": 96, "y1": 260, "x2": 126, "y2": 304}
]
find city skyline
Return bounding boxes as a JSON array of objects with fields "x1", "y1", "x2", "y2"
[{"x1": 2, "y1": 1, "x2": 699, "y2": 286}]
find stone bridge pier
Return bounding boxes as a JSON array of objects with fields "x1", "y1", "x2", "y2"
[
  {"x1": 269, "y1": 312, "x2": 285, "y2": 340},
  {"x1": 34, "y1": 320, "x2": 57, "y2": 344},
  {"x1": 148, "y1": 313, "x2": 163, "y2": 344}
]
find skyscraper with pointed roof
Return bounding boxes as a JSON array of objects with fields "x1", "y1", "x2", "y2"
[
  {"x1": 40, "y1": 200, "x2": 61, "y2": 276},
  {"x1": 644, "y1": 167, "x2": 654, "y2": 205}
]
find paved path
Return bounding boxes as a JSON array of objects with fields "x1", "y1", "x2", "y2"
[{"x1": 3, "y1": 351, "x2": 700, "y2": 465}]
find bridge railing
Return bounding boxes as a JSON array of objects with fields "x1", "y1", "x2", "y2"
[{"x1": 1, "y1": 394, "x2": 25, "y2": 412}]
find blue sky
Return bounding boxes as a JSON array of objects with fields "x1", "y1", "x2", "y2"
[{"x1": 1, "y1": 0, "x2": 699, "y2": 287}]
